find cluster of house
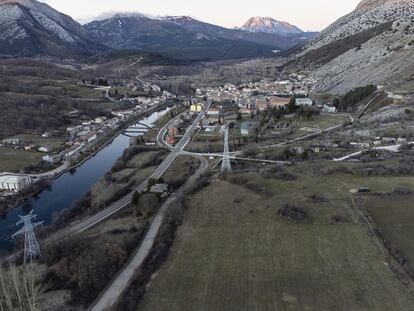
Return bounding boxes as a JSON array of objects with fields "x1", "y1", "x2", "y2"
[
  {"x1": 53, "y1": 92, "x2": 175, "y2": 164},
  {"x1": 239, "y1": 96, "x2": 320, "y2": 114},
  {"x1": 165, "y1": 120, "x2": 181, "y2": 145},
  {"x1": 41, "y1": 118, "x2": 112, "y2": 165},
  {"x1": 195, "y1": 74, "x2": 317, "y2": 103},
  {"x1": 1, "y1": 138, "x2": 53, "y2": 154},
  {"x1": 125, "y1": 92, "x2": 175, "y2": 108},
  {"x1": 193, "y1": 75, "x2": 339, "y2": 117},
  {"x1": 189, "y1": 102, "x2": 224, "y2": 125},
  {"x1": 165, "y1": 113, "x2": 191, "y2": 145}
]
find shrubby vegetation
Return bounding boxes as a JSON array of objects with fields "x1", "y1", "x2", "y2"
[
  {"x1": 132, "y1": 192, "x2": 161, "y2": 218},
  {"x1": 43, "y1": 228, "x2": 145, "y2": 306},
  {"x1": 277, "y1": 204, "x2": 309, "y2": 224},
  {"x1": 0, "y1": 265, "x2": 44, "y2": 311},
  {"x1": 0, "y1": 59, "x2": 124, "y2": 139},
  {"x1": 333, "y1": 84, "x2": 377, "y2": 112},
  {"x1": 306, "y1": 194, "x2": 327, "y2": 203}
]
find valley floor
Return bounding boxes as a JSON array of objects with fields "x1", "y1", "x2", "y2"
[{"x1": 138, "y1": 162, "x2": 414, "y2": 311}]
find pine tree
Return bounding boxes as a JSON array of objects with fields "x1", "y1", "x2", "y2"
[{"x1": 132, "y1": 191, "x2": 140, "y2": 206}]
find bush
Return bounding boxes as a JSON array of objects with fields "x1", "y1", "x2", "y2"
[
  {"x1": 392, "y1": 186, "x2": 412, "y2": 195},
  {"x1": 274, "y1": 172, "x2": 297, "y2": 181},
  {"x1": 135, "y1": 193, "x2": 160, "y2": 218},
  {"x1": 278, "y1": 204, "x2": 309, "y2": 224},
  {"x1": 306, "y1": 194, "x2": 327, "y2": 203},
  {"x1": 245, "y1": 182, "x2": 273, "y2": 197},
  {"x1": 330, "y1": 214, "x2": 347, "y2": 224},
  {"x1": 229, "y1": 176, "x2": 249, "y2": 185},
  {"x1": 43, "y1": 231, "x2": 144, "y2": 306}
]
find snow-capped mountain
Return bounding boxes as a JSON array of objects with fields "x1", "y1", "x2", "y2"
[
  {"x1": 84, "y1": 14, "x2": 316, "y2": 60},
  {"x1": 286, "y1": 0, "x2": 414, "y2": 94},
  {"x1": 84, "y1": 14, "x2": 277, "y2": 61},
  {"x1": 241, "y1": 17, "x2": 303, "y2": 35},
  {"x1": 0, "y1": 1, "x2": 316, "y2": 60},
  {"x1": 0, "y1": 0, "x2": 100, "y2": 58},
  {"x1": 160, "y1": 15, "x2": 314, "y2": 48}
]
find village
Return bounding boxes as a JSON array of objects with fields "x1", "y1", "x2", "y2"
[
  {"x1": 0, "y1": 81, "x2": 176, "y2": 195},
  {"x1": 163, "y1": 74, "x2": 412, "y2": 162},
  {"x1": 1, "y1": 73, "x2": 411, "y2": 196}
]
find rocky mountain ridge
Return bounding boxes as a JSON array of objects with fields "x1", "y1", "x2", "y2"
[
  {"x1": 241, "y1": 17, "x2": 303, "y2": 35},
  {"x1": 285, "y1": 0, "x2": 414, "y2": 94},
  {"x1": 0, "y1": 0, "x2": 99, "y2": 57}
]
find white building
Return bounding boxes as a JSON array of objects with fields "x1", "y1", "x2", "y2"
[
  {"x1": 38, "y1": 147, "x2": 50, "y2": 153},
  {"x1": 2, "y1": 138, "x2": 20, "y2": 146},
  {"x1": 322, "y1": 104, "x2": 337, "y2": 113},
  {"x1": 295, "y1": 98, "x2": 313, "y2": 107},
  {"x1": 0, "y1": 174, "x2": 33, "y2": 192},
  {"x1": 64, "y1": 145, "x2": 83, "y2": 159}
]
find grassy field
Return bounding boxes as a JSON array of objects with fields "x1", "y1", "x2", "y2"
[
  {"x1": 14, "y1": 134, "x2": 66, "y2": 149},
  {"x1": 0, "y1": 147, "x2": 43, "y2": 172},
  {"x1": 366, "y1": 196, "x2": 414, "y2": 266},
  {"x1": 162, "y1": 155, "x2": 199, "y2": 184},
  {"x1": 138, "y1": 162, "x2": 414, "y2": 311},
  {"x1": 284, "y1": 114, "x2": 348, "y2": 140},
  {"x1": 0, "y1": 135, "x2": 65, "y2": 172}
]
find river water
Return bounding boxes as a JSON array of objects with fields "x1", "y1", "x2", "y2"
[{"x1": 0, "y1": 108, "x2": 169, "y2": 253}]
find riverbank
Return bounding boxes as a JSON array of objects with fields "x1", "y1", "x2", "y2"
[
  {"x1": 44, "y1": 101, "x2": 176, "y2": 181},
  {"x1": 49, "y1": 105, "x2": 185, "y2": 229},
  {"x1": 0, "y1": 105, "x2": 176, "y2": 252},
  {"x1": 0, "y1": 103, "x2": 174, "y2": 219}
]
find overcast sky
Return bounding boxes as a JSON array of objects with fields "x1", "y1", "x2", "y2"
[{"x1": 40, "y1": 0, "x2": 362, "y2": 31}]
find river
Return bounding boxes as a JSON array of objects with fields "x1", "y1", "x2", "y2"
[{"x1": 0, "y1": 108, "x2": 169, "y2": 253}]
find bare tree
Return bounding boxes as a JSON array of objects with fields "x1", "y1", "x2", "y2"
[{"x1": 0, "y1": 265, "x2": 44, "y2": 311}]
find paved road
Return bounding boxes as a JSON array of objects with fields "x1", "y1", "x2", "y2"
[
  {"x1": 356, "y1": 92, "x2": 382, "y2": 119},
  {"x1": 1, "y1": 102, "x2": 211, "y2": 264},
  {"x1": 128, "y1": 56, "x2": 143, "y2": 68},
  {"x1": 89, "y1": 155, "x2": 209, "y2": 311},
  {"x1": 29, "y1": 162, "x2": 70, "y2": 179},
  {"x1": 333, "y1": 142, "x2": 414, "y2": 162}
]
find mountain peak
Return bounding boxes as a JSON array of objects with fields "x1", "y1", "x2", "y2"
[
  {"x1": 241, "y1": 16, "x2": 303, "y2": 35},
  {"x1": 0, "y1": 0, "x2": 99, "y2": 58}
]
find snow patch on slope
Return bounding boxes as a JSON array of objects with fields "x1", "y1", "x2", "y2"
[
  {"x1": 31, "y1": 10, "x2": 75, "y2": 43},
  {"x1": 0, "y1": 4, "x2": 24, "y2": 23},
  {"x1": 0, "y1": 22, "x2": 27, "y2": 40}
]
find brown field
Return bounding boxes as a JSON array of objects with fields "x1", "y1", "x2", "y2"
[
  {"x1": 138, "y1": 161, "x2": 414, "y2": 311},
  {"x1": 366, "y1": 196, "x2": 414, "y2": 266}
]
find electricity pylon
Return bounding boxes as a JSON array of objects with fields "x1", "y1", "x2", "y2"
[
  {"x1": 221, "y1": 125, "x2": 232, "y2": 172},
  {"x1": 12, "y1": 210, "x2": 44, "y2": 265}
]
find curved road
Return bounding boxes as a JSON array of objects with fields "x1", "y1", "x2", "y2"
[{"x1": 89, "y1": 155, "x2": 209, "y2": 311}]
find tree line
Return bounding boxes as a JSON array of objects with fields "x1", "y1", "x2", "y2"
[{"x1": 333, "y1": 85, "x2": 377, "y2": 112}]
